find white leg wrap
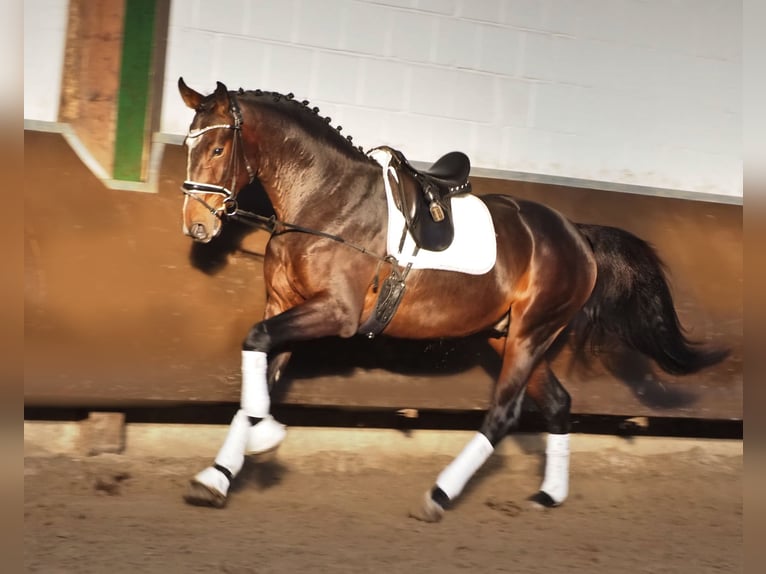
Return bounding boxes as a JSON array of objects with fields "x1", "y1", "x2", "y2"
[
  {"x1": 241, "y1": 350, "x2": 270, "y2": 418},
  {"x1": 539, "y1": 433, "x2": 570, "y2": 504},
  {"x1": 246, "y1": 415, "x2": 287, "y2": 454},
  {"x1": 193, "y1": 409, "x2": 250, "y2": 496},
  {"x1": 241, "y1": 351, "x2": 286, "y2": 453},
  {"x1": 435, "y1": 432, "x2": 494, "y2": 501}
]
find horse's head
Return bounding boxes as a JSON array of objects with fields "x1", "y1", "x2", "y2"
[{"x1": 178, "y1": 78, "x2": 253, "y2": 243}]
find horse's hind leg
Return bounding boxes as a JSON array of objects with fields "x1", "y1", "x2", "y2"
[
  {"x1": 410, "y1": 246, "x2": 595, "y2": 523},
  {"x1": 525, "y1": 363, "x2": 572, "y2": 507},
  {"x1": 410, "y1": 322, "x2": 559, "y2": 522}
]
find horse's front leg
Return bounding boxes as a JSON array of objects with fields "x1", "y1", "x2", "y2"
[
  {"x1": 184, "y1": 296, "x2": 359, "y2": 508},
  {"x1": 183, "y1": 347, "x2": 286, "y2": 508}
]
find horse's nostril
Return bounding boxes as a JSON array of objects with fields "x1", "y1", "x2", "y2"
[{"x1": 190, "y1": 223, "x2": 208, "y2": 240}]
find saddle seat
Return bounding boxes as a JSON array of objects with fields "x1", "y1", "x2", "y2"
[
  {"x1": 410, "y1": 150, "x2": 472, "y2": 193},
  {"x1": 385, "y1": 147, "x2": 473, "y2": 252}
]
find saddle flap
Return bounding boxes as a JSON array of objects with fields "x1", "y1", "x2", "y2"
[
  {"x1": 398, "y1": 174, "x2": 454, "y2": 252},
  {"x1": 390, "y1": 148, "x2": 473, "y2": 251},
  {"x1": 372, "y1": 146, "x2": 476, "y2": 252}
]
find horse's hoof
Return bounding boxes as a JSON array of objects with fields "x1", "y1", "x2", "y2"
[
  {"x1": 183, "y1": 480, "x2": 227, "y2": 508},
  {"x1": 527, "y1": 490, "x2": 560, "y2": 509},
  {"x1": 183, "y1": 467, "x2": 230, "y2": 508},
  {"x1": 408, "y1": 491, "x2": 445, "y2": 523}
]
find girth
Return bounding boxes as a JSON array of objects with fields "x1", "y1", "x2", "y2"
[
  {"x1": 385, "y1": 147, "x2": 472, "y2": 252},
  {"x1": 357, "y1": 258, "x2": 414, "y2": 339}
]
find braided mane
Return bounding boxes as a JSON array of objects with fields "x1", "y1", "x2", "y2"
[{"x1": 237, "y1": 88, "x2": 374, "y2": 162}]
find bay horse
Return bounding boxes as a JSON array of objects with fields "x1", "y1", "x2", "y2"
[{"x1": 177, "y1": 78, "x2": 727, "y2": 521}]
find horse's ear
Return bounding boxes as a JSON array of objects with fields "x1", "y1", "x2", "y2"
[
  {"x1": 178, "y1": 77, "x2": 203, "y2": 110},
  {"x1": 213, "y1": 81, "x2": 230, "y2": 114}
]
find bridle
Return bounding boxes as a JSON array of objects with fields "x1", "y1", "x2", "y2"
[
  {"x1": 181, "y1": 94, "x2": 255, "y2": 218},
  {"x1": 180, "y1": 91, "x2": 417, "y2": 337},
  {"x1": 179, "y1": 93, "x2": 399, "y2": 268},
  {"x1": 180, "y1": 95, "x2": 387, "y2": 260}
]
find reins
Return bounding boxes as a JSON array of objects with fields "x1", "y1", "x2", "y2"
[
  {"x1": 229, "y1": 207, "x2": 393, "y2": 265},
  {"x1": 232, "y1": 207, "x2": 417, "y2": 320}
]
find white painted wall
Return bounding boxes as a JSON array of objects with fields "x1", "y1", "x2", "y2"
[
  {"x1": 24, "y1": 0, "x2": 70, "y2": 122},
  {"x1": 23, "y1": 0, "x2": 742, "y2": 198},
  {"x1": 160, "y1": 0, "x2": 741, "y2": 198}
]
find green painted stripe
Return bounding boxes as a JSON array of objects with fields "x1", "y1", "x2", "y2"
[{"x1": 113, "y1": 0, "x2": 157, "y2": 181}]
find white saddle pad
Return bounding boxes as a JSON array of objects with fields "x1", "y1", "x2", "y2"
[{"x1": 368, "y1": 148, "x2": 497, "y2": 275}]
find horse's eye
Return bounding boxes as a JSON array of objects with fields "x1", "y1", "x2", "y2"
[{"x1": 213, "y1": 147, "x2": 224, "y2": 156}]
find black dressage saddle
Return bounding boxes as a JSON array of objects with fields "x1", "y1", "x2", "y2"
[{"x1": 385, "y1": 147, "x2": 472, "y2": 252}]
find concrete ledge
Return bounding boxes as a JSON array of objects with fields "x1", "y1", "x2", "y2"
[
  {"x1": 24, "y1": 421, "x2": 743, "y2": 460},
  {"x1": 23, "y1": 121, "x2": 166, "y2": 193}
]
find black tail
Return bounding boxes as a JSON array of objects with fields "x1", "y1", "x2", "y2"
[{"x1": 571, "y1": 224, "x2": 729, "y2": 376}]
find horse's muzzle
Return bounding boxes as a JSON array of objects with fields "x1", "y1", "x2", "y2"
[{"x1": 188, "y1": 222, "x2": 212, "y2": 243}]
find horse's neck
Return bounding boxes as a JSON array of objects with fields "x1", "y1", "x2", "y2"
[
  {"x1": 252, "y1": 134, "x2": 383, "y2": 227},
  {"x1": 239, "y1": 101, "x2": 387, "y2": 236}
]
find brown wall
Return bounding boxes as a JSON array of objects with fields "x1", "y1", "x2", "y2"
[{"x1": 24, "y1": 131, "x2": 742, "y2": 419}]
